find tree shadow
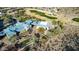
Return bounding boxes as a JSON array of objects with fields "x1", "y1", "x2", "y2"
[
  {"x1": 0, "y1": 19, "x2": 4, "y2": 31},
  {"x1": 0, "y1": 19, "x2": 5, "y2": 40}
]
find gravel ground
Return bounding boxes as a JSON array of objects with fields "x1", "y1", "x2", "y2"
[{"x1": 0, "y1": 7, "x2": 79, "y2": 51}]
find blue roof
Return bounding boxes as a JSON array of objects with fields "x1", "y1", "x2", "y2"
[
  {"x1": 8, "y1": 25, "x2": 16, "y2": 32},
  {"x1": 23, "y1": 23, "x2": 30, "y2": 30},
  {"x1": 25, "y1": 20, "x2": 49, "y2": 29},
  {"x1": 25, "y1": 20, "x2": 33, "y2": 25},
  {"x1": 2, "y1": 19, "x2": 51, "y2": 38},
  {"x1": 14, "y1": 22, "x2": 25, "y2": 32},
  {"x1": 4, "y1": 27, "x2": 16, "y2": 38},
  {"x1": 4, "y1": 22, "x2": 30, "y2": 38},
  {"x1": 32, "y1": 21, "x2": 38, "y2": 25},
  {"x1": 4, "y1": 25, "x2": 16, "y2": 37},
  {"x1": 4, "y1": 22, "x2": 24, "y2": 38},
  {"x1": 0, "y1": 31, "x2": 5, "y2": 36},
  {"x1": 32, "y1": 21, "x2": 49, "y2": 29}
]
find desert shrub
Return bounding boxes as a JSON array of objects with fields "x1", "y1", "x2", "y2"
[
  {"x1": 72, "y1": 18, "x2": 79, "y2": 22},
  {"x1": 20, "y1": 39, "x2": 30, "y2": 47},
  {"x1": 30, "y1": 10, "x2": 57, "y2": 19},
  {"x1": 36, "y1": 27, "x2": 45, "y2": 33},
  {"x1": 19, "y1": 17, "x2": 26, "y2": 22}
]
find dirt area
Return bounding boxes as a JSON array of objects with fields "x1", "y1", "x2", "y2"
[{"x1": 0, "y1": 7, "x2": 79, "y2": 51}]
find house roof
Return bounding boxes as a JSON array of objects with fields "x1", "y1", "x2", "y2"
[
  {"x1": 14, "y1": 22, "x2": 25, "y2": 32},
  {"x1": 25, "y1": 19, "x2": 33, "y2": 25},
  {"x1": 32, "y1": 21, "x2": 52, "y2": 30},
  {"x1": 4, "y1": 22, "x2": 30, "y2": 38},
  {"x1": 0, "y1": 31, "x2": 5, "y2": 36},
  {"x1": 4, "y1": 26, "x2": 16, "y2": 38},
  {"x1": 1, "y1": 19, "x2": 53, "y2": 38}
]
